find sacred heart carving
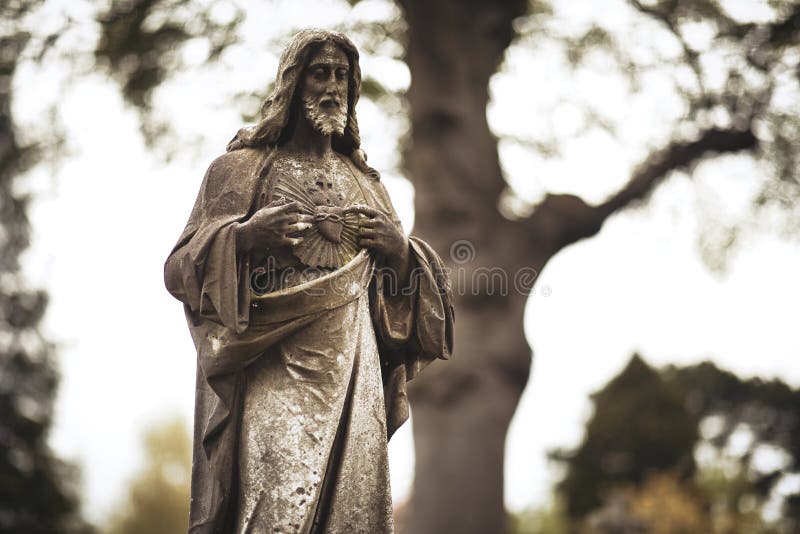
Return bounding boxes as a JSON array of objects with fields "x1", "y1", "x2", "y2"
[
  {"x1": 269, "y1": 175, "x2": 361, "y2": 269},
  {"x1": 315, "y1": 206, "x2": 345, "y2": 243}
]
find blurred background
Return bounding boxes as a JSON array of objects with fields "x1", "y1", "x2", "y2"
[{"x1": 2, "y1": 0, "x2": 799, "y2": 532}]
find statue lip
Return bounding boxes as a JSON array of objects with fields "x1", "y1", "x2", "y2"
[{"x1": 319, "y1": 99, "x2": 340, "y2": 109}]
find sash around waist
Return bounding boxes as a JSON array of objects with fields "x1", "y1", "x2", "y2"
[{"x1": 249, "y1": 250, "x2": 373, "y2": 325}]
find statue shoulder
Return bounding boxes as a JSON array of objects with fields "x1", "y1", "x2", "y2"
[
  {"x1": 207, "y1": 147, "x2": 266, "y2": 179},
  {"x1": 202, "y1": 147, "x2": 270, "y2": 198},
  {"x1": 347, "y1": 148, "x2": 380, "y2": 181}
]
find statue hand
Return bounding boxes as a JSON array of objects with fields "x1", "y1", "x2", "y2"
[
  {"x1": 346, "y1": 204, "x2": 409, "y2": 262},
  {"x1": 235, "y1": 200, "x2": 313, "y2": 252}
]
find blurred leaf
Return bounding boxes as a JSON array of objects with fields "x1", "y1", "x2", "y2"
[
  {"x1": 554, "y1": 354, "x2": 800, "y2": 529},
  {"x1": 107, "y1": 417, "x2": 192, "y2": 534},
  {"x1": 94, "y1": 0, "x2": 243, "y2": 144},
  {"x1": 0, "y1": 5, "x2": 91, "y2": 532},
  {"x1": 565, "y1": 26, "x2": 614, "y2": 66},
  {"x1": 555, "y1": 355, "x2": 699, "y2": 518},
  {"x1": 510, "y1": 499, "x2": 571, "y2": 534}
]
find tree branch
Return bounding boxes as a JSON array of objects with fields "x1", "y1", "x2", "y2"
[
  {"x1": 528, "y1": 128, "x2": 758, "y2": 251},
  {"x1": 628, "y1": 0, "x2": 708, "y2": 97},
  {"x1": 599, "y1": 128, "x2": 758, "y2": 216}
]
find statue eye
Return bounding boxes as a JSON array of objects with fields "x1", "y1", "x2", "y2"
[{"x1": 335, "y1": 68, "x2": 347, "y2": 81}]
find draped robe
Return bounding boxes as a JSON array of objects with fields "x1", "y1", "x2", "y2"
[{"x1": 164, "y1": 146, "x2": 454, "y2": 533}]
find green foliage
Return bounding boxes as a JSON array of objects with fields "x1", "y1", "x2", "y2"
[
  {"x1": 665, "y1": 361, "x2": 800, "y2": 522},
  {"x1": 693, "y1": 467, "x2": 778, "y2": 534},
  {"x1": 95, "y1": 0, "x2": 243, "y2": 110},
  {"x1": 554, "y1": 354, "x2": 800, "y2": 531},
  {"x1": 360, "y1": 75, "x2": 392, "y2": 100},
  {"x1": 585, "y1": 470, "x2": 779, "y2": 534},
  {"x1": 553, "y1": 355, "x2": 698, "y2": 518},
  {"x1": 106, "y1": 418, "x2": 192, "y2": 534},
  {"x1": 564, "y1": 26, "x2": 614, "y2": 66},
  {"x1": 508, "y1": 0, "x2": 800, "y2": 266},
  {"x1": 510, "y1": 500, "x2": 571, "y2": 534},
  {"x1": 0, "y1": 3, "x2": 91, "y2": 532}
]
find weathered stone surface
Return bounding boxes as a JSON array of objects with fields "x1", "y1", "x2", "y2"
[{"x1": 164, "y1": 29, "x2": 454, "y2": 533}]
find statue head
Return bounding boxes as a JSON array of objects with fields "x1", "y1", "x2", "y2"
[
  {"x1": 298, "y1": 41, "x2": 350, "y2": 138},
  {"x1": 227, "y1": 29, "x2": 364, "y2": 158}
]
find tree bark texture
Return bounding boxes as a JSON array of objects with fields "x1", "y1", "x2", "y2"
[
  {"x1": 398, "y1": 1, "x2": 531, "y2": 532},
  {"x1": 398, "y1": 1, "x2": 760, "y2": 533}
]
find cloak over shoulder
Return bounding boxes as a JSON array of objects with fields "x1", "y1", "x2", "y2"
[
  {"x1": 164, "y1": 146, "x2": 454, "y2": 533},
  {"x1": 165, "y1": 28, "x2": 453, "y2": 533}
]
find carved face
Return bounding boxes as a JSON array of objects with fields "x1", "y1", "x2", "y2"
[{"x1": 299, "y1": 42, "x2": 349, "y2": 136}]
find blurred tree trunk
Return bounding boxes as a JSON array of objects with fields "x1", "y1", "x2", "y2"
[
  {"x1": 89, "y1": 1, "x2": 770, "y2": 532},
  {"x1": 399, "y1": 1, "x2": 531, "y2": 532},
  {"x1": 398, "y1": 1, "x2": 758, "y2": 532}
]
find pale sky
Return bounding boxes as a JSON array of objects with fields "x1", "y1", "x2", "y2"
[{"x1": 12, "y1": 0, "x2": 800, "y2": 525}]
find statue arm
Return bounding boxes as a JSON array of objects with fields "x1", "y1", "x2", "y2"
[
  {"x1": 372, "y1": 235, "x2": 454, "y2": 439},
  {"x1": 372, "y1": 237, "x2": 453, "y2": 357},
  {"x1": 365, "y1": 180, "x2": 454, "y2": 366},
  {"x1": 164, "y1": 151, "x2": 259, "y2": 333}
]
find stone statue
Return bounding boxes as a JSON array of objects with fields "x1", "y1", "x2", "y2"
[{"x1": 164, "y1": 29, "x2": 454, "y2": 533}]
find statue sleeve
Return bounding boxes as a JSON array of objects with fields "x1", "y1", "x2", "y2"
[
  {"x1": 371, "y1": 236, "x2": 454, "y2": 437},
  {"x1": 164, "y1": 151, "x2": 259, "y2": 334},
  {"x1": 359, "y1": 175, "x2": 453, "y2": 364},
  {"x1": 371, "y1": 237, "x2": 454, "y2": 364},
  {"x1": 362, "y1": 179, "x2": 454, "y2": 438}
]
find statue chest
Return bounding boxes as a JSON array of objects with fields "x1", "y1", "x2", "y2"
[{"x1": 263, "y1": 154, "x2": 367, "y2": 269}]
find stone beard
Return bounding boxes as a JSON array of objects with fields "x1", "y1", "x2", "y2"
[
  {"x1": 302, "y1": 92, "x2": 347, "y2": 137},
  {"x1": 164, "y1": 29, "x2": 453, "y2": 534}
]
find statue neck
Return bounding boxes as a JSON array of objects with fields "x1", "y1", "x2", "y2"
[{"x1": 283, "y1": 112, "x2": 333, "y2": 159}]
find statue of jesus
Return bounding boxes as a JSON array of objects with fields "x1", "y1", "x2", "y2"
[{"x1": 164, "y1": 29, "x2": 454, "y2": 534}]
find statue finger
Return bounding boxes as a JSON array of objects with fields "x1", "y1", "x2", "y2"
[
  {"x1": 280, "y1": 212, "x2": 300, "y2": 224},
  {"x1": 284, "y1": 222, "x2": 312, "y2": 234},
  {"x1": 358, "y1": 237, "x2": 379, "y2": 249},
  {"x1": 268, "y1": 213, "x2": 293, "y2": 225},
  {"x1": 345, "y1": 204, "x2": 381, "y2": 218},
  {"x1": 358, "y1": 218, "x2": 378, "y2": 229},
  {"x1": 275, "y1": 209, "x2": 309, "y2": 224},
  {"x1": 274, "y1": 201, "x2": 300, "y2": 214},
  {"x1": 358, "y1": 227, "x2": 379, "y2": 238}
]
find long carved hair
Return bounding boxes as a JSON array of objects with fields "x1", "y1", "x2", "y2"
[{"x1": 226, "y1": 28, "x2": 378, "y2": 178}]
